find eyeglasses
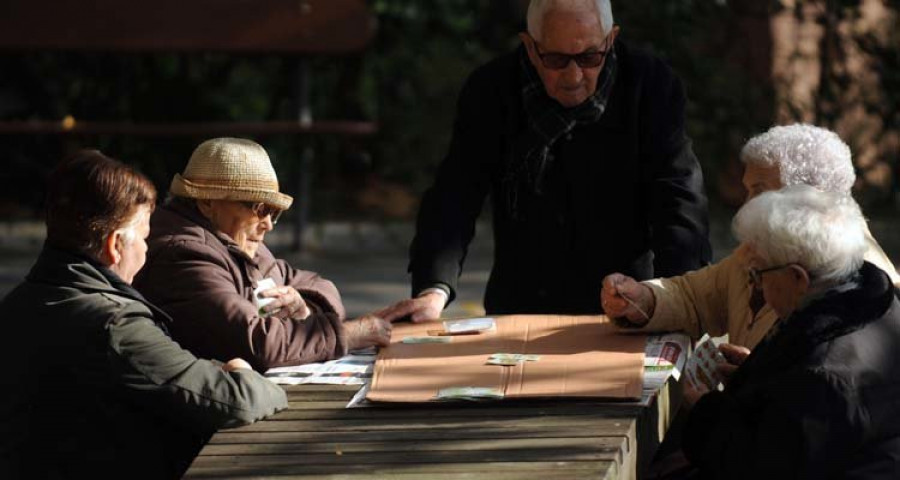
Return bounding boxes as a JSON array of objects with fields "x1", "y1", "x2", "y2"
[
  {"x1": 747, "y1": 263, "x2": 798, "y2": 287},
  {"x1": 241, "y1": 202, "x2": 284, "y2": 225},
  {"x1": 532, "y1": 27, "x2": 617, "y2": 70}
]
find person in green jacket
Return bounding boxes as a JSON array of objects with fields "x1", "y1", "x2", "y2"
[{"x1": 0, "y1": 150, "x2": 288, "y2": 479}]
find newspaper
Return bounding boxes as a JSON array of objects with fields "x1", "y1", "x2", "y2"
[
  {"x1": 265, "y1": 350, "x2": 376, "y2": 386},
  {"x1": 640, "y1": 333, "x2": 691, "y2": 405}
]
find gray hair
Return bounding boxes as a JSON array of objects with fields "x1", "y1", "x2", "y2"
[
  {"x1": 740, "y1": 123, "x2": 856, "y2": 194},
  {"x1": 527, "y1": 0, "x2": 614, "y2": 40},
  {"x1": 733, "y1": 185, "x2": 866, "y2": 288}
]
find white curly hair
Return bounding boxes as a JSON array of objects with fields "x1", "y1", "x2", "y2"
[
  {"x1": 527, "y1": 0, "x2": 614, "y2": 40},
  {"x1": 740, "y1": 124, "x2": 856, "y2": 194},
  {"x1": 733, "y1": 185, "x2": 866, "y2": 288}
]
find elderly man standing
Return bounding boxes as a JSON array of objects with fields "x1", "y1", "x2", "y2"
[
  {"x1": 383, "y1": 0, "x2": 711, "y2": 321},
  {"x1": 0, "y1": 151, "x2": 286, "y2": 479},
  {"x1": 134, "y1": 138, "x2": 391, "y2": 372},
  {"x1": 602, "y1": 124, "x2": 900, "y2": 357},
  {"x1": 682, "y1": 186, "x2": 900, "y2": 478}
]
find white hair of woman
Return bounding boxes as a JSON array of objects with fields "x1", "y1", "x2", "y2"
[
  {"x1": 740, "y1": 123, "x2": 856, "y2": 194},
  {"x1": 733, "y1": 185, "x2": 867, "y2": 290},
  {"x1": 527, "y1": 0, "x2": 614, "y2": 39}
]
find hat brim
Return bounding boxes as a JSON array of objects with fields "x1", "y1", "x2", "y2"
[{"x1": 170, "y1": 174, "x2": 293, "y2": 210}]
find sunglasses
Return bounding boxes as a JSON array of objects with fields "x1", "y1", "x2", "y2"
[
  {"x1": 747, "y1": 263, "x2": 798, "y2": 287},
  {"x1": 241, "y1": 202, "x2": 284, "y2": 225},
  {"x1": 532, "y1": 27, "x2": 617, "y2": 70}
]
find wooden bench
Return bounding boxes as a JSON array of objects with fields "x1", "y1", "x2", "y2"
[
  {"x1": 0, "y1": 0, "x2": 377, "y2": 250},
  {"x1": 184, "y1": 379, "x2": 682, "y2": 480}
]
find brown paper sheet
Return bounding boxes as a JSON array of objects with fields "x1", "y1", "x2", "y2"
[{"x1": 367, "y1": 315, "x2": 646, "y2": 402}]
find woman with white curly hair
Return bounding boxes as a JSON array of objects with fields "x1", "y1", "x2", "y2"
[
  {"x1": 682, "y1": 185, "x2": 900, "y2": 478},
  {"x1": 601, "y1": 123, "x2": 898, "y2": 361}
]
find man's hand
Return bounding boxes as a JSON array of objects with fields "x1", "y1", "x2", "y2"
[
  {"x1": 223, "y1": 358, "x2": 253, "y2": 372},
  {"x1": 715, "y1": 343, "x2": 750, "y2": 383},
  {"x1": 600, "y1": 273, "x2": 655, "y2": 325},
  {"x1": 376, "y1": 291, "x2": 445, "y2": 323},
  {"x1": 682, "y1": 379, "x2": 710, "y2": 412},
  {"x1": 259, "y1": 286, "x2": 311, "y2": 320},
  {"x1": 346, "y1": 315, "x2": 393, "y2": 350}
]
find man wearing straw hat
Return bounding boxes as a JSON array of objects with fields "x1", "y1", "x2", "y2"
[{"x1": 134, "y1": 138, "x2": 392, "y2": 372}]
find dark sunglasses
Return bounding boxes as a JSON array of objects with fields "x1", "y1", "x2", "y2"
[
  {"x1": 241, "y1": 202, "x2": 284, "y2": 225},
  {"x1": 532, "y1": 28, "x2": 617, "y2": 70},
  {"x1": 747, "y1": 263, "x2": 798, "y2": 287}
]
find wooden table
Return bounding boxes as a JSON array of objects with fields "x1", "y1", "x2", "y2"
[{"x1": 184, "y1": 378, "x2": 681, "y2": 480}]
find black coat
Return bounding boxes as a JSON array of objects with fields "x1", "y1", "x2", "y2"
[
  {"x1": 684, "y1": 262, "x2": 900, "y2": 479},
  {"x1": 408, "y1": 40, "x2": 711, "y2": 315},
  {"x1": 0, "y1": 247, "x2": 287, "y2": 479}
]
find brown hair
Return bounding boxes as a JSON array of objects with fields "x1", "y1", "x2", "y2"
[{"x1": 46, "y1": 150, "x2": 157, "y2": 258}]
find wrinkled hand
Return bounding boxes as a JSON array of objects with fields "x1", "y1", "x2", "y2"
[
  {"x1": 259, "y1": 286, "x2": 310, "y2": 320},
  {"x1": 600, "y1": 273, "x2": 655, "y2": 325},
  {"x1": 346, "y1": 315, "x2": 393, "y2": 350},
  {"x1": 682, "y1": 378, "x2": 710, "y2": 412},
  {"x1": 376, "y1": 292, "x2": 445, "y2": 323},
  {"x1": 715, "y1": 343, "x2": 751, "y2": 383},
  {"x1": 223, "y1": 358, "x2": 253, "y2": 372}
]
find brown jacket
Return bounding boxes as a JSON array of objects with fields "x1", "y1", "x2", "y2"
[{"x1": 134, "y1": 198, "x2": 348, "y2": 372}]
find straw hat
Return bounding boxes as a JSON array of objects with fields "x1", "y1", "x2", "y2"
[{"x1": 170, "y1": 138, "x2": 293, "y2": 210}]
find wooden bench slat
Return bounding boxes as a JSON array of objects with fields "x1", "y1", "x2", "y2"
[
  {"x1": 0, "y1": 0, "x2": 375, "y2": 53},
  {"x1": 0, "y1": 120, "x2": 377, "y2": 137},
  {"x1": 199, "y1": 436, "x2": 624, "y2": 456},
  {"x1": 186, "y1": 469, "x2": 616, "y2": 480},
  {"x1": 232, "y1": 414, "x2": 636, "y2": 433},
  {"x1": 210, "y1": 425, "x2": 631, "y2": 445},
  {"x1": 185, "y1": 459, "x2": 618, "y2": 476}
]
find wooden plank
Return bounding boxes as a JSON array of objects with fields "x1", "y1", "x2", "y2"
[
  {"x1": 191, "y1": 446, "x2": 619, "y2": 466},
  {"x1": 276, "y1": 404, "x2": 643, "y2": 420},
  {"x1": 187, "y1": 469, "x2": 617, "y2": 480},
  {"x1": 199, "y1": 436, "x2": 624, "y2": 456},
  {"x1": 210, "y1": 424, "x2": 631, "y2": 445},
  {"x1": 232, "y1": 414, "x2": 635, "y2": 433},
  {"x1": 185, "y1": 460, "x2": 618, "y2": 477},
  {"x1": 0, "y1": 0, "x2": 375, "y2": 53},
  {"x1": 0, "y1": 120, "x2": 377, "y2": 137}
]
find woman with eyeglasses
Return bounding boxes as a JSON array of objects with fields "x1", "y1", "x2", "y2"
[
  {"x1": 134, "y1": 138, "x2": 392, "y2": 372},
  {"x1": 681, "y1": 185, "x2": 900, "y2": 478},
  {"x1": 602, "y1": 124, "x2": 899, "y2": 366}
]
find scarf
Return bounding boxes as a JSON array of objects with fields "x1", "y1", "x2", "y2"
[{"x1": 503, "y1": 43, "x2": 618, "y2": 219}]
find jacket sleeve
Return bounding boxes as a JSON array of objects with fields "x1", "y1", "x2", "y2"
[
  {"x1": 140, "y1": 241, "x2": 349, "y2": 372},
  {"x1": 637, "y1": 254, "x2": 736, "y2": 339},
  {"x1": 683, "y1": 370, "x2": 863, "y2": 479},
  {"x1": 407, "y1": 68, "x2": 498, "y2": 302},
  {"x1": 640, "y1": 61, "x2": 711, "y2": 277},
  {"x1": 277, "y1": 257, "x2": 346, "y2": 319},
  {"x1": 107, "y1": 302, "x2": 288, "y2": 433}
]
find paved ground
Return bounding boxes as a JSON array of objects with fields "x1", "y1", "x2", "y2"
[{"x1": 2, "y1": 206, "x2": 898, "y2": 318}]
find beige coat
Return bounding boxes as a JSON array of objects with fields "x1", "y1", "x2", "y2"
[{"x1": 638, "y1": 225, "x2": 899, "y2": 349}]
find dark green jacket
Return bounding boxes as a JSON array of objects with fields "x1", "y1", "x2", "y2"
[{"x1": 0, "y1": 247, "x2": 288, "y2": 479}]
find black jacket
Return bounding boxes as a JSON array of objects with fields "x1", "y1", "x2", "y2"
[
  {"x1": 409, "y1": 40, "x2": 711, "y2": 314},
  {"x1": 0, "y1": 247, "x2": 287, "y2": 479},
  {"x1": 684, "y1": 262, "x2": 900, "y2": 479}
]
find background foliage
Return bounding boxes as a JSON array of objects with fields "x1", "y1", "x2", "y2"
[{"x1": 0, "y1": 0, "x2": 896, "y2": 220}]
